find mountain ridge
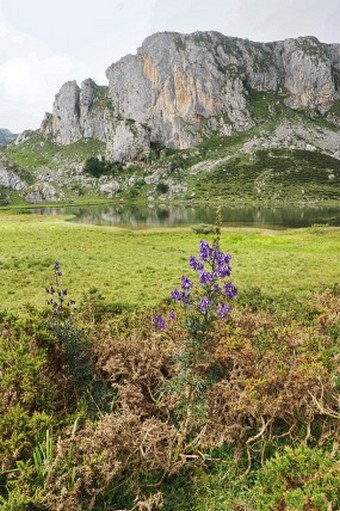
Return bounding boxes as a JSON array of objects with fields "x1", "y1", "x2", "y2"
[
  {"x1": 1, "y1": 31, "x2": 340, "y2": 204},
  {"x1": 35, "y1": 31, "x2": 340, "y2": 160}
]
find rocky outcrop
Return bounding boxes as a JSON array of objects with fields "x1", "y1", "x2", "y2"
[
  {"x1": 106, "y1": 32, "x2": 254, "y2": 149},
  {"x1": 281, "y1": 37, "x2": 335, "y2": 111},
  {"x1": 50, "y1": 81, "x2": 82, "y2": 144},
  {"x1": 0, "y1": 155, "x2": 27, "y2": 190},
  {"x1": 37, "y1": 31, "x2": 340, "y2": 162},
  {"x1": 24, "y1": 182, "x2": 63, "y2": 203},
  {"x1": 240, "y1": 121, "x2": 340, "y2": 159},
  {"x1": 105, "y1": 120, "x2": 150, "y2": 162}
]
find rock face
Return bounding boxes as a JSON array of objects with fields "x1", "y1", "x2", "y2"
[
  {"x1": 282, "y1": 37, "x2": 336, "y2": 111},
  {"x1": 105, "y1": 120, "x2": 150, "y2": 162},
  {"x1": 0, "y1": 155, "x2": 27, "y2": 190},
  {"x1": 39, "y1": 31, "x2": 340, "y2": 161}
]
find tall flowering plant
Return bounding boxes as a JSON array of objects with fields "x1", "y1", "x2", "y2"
[
  {"x1": 170, "y1": 239, "x2": 237, "y2": 329},
  {"x1": 157, "y1": 234, "x2": 237, "y2": 456}
]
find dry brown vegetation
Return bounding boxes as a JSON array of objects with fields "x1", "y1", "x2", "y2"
[{"x1": 0, "y1": 286, "x2": 339, "y2": 510}]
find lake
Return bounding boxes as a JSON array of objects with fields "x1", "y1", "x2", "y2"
[{"x1": 25, "y1": 203, "x2": 340, "y2": 229}]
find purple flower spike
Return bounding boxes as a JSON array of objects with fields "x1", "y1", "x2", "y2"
[
  {"x1": 217, "y1": 303, "x2": 231, "y2": 320},
  {"x1": 189, "y1": 256, "x2": 203, "y2": 271},
  {"x1": 181, "y1": 275, "x2": 193, "y2": 290},
  {"x1": 169, "y1": 311, "x2": 176, "y2": 320},
  {"x1": 199, "y1": 240, "x2": 210, "y2": 262},
  {"x1": 199, "y1": 296, "x2": 210, "y2": 314},
  {"x1": 154, "y1": 315, "x2": 165, "y2": 330},
  {"x1": 224, "y1": 281, "x2": 237, "y2": 299}
]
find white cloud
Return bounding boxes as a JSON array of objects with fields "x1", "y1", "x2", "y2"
[
  {"x1": 0, "y1": 53, "x2": 73, "y2": 101},
  {"x1": 0, "y1": 21, "x2": 8, "y2": 37}
]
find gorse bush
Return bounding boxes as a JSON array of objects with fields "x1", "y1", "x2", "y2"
[
  {"x1": 252, "y1": 445, "x2": 340, "y2": 511},
  {"x1": 0, "y1": 237, "x2": 339, "y2": 510}
]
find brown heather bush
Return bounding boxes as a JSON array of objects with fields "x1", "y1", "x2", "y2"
[
  {"x1": 207, "y1": 303, "x2": 339, "y2": 448},
  {"x1": 45, "y1": 413, "x2": 176, "y2": 511},
  {"x1": 93, "y1": 328, "x2": 176, "y2": 416}
]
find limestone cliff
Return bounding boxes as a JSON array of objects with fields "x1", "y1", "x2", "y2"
[
  {"x1": 0, "y1": 155, "x2": 27, "y2": 192},
  {"x1": 39, "y1": 31, "x2": 340, "y2": 162}
]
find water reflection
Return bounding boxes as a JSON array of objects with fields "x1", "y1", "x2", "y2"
[{"x1": 27, "y1": 204, "x2": 340, "y2": 229}]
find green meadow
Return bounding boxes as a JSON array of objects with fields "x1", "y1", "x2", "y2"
[{"x1": 0, "y1": 212, "x2": 339, "y2": 310}]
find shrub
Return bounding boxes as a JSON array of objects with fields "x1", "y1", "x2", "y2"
[
  {"x1": 191, "y1": 223, "x2": 215, "y2": 234},
  {"x1": 83, "y1": 157, "x2": 122, "y2": 177},
  {"x1": 252, "y1": 445, "x2": 340, "y2": 511},
  {"x1": 156, "y1": 182, "x2": 169, "y2": 194}
]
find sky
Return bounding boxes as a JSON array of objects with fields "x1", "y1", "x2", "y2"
[{"x1": 0, "y1": 0, "x2": 339, "y2": 133}]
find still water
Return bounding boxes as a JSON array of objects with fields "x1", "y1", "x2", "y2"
[{"x1": 27, "y1": 203, "x2": 340, "y2": 229}]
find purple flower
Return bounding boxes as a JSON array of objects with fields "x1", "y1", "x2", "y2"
[
  {"x1": 199, "y1": 296, "x2": 210, "y2": 314},
  {"x1": 199, "y1": 240, "x2": 210, "y2": 262},
  {"x1": 217, "y1": 252, "x2": 232, "y2": 265},
  {"x1": 54, "y1": 260, "x2": 62, "y2": 276},
  {"x1": 154, "y1": 315, "x2": 165, "y2": 330},
  {"x1": 217, "y1": 303, "x2": 231, "y2": 320},
  {"x1": 223, "y1": 253, "x2": 232, "y2": 264},
  {"x1": 170, "y1": 288, "x2": 190, "y2": 305},
  {"x1": 46, "y1": 286, "x2": 55, "y2": 295},
  {"x1": 169, "y1": 311, "x2": 176, "y2": 320},
  {"x1": 189, "y1": 256, "x2": 203, "y2": 271},
  {"x1": 224, "y1": 281, "x2": 237, "y2": 299},
  {"x1": 171, "y1": 289, "x2": 184, "y2": 302},
  {"x1": 209, "y1": 245, "x2": 218, "y2": 263},
  {"x1": 181, "y1": 275, "x2": 193, "y2": 290},
  {"x1": 212, "y1": 283, "x2": 221, "y2": 294},
  {"x1": 199, "y1": 271, "x2": 214, "y2": 285},
  {"x1": 217, "y1": 263, "x2": 231, "y2": 278},
  {"x1": 182, "y1": 295, "x2": 190, "y2": 305}
]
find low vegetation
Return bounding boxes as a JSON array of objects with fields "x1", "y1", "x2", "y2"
[
  {"x1": 0, "y1": 218, "x2": 339, "y2": 510},
  {"x1": 4, "y1": 135, "x2": 104, "y2": 171}
]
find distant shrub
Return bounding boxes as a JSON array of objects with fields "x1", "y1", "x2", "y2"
[
  {"x1": 156, "y1": 182, "x2": 169, "y2": 194},
  {"x1": 83, "y1": 157, "x2": 122, "y2": 178},
  {"x1": 191, "y1": 223, "x2": 215, "y2": 234}
]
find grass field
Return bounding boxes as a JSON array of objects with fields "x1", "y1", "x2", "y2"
[{"x1": 0, "y1": 213, "x2": 339, "y2": 310}]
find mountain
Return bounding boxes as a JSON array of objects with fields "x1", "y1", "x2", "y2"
[
  {"x1": 1, "y1": 31, "x2": 340, "y2": 204},
  {"x1": 37, "y1": 31, "x2": 340, "y2": 160},
  {"x1": 0, "y1": 129, "x2": 16, "y2": 146}
]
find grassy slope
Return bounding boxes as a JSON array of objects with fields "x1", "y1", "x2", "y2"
[
  {"x1": 2, "y1": 101, "x2": 340, "y2": 205},
  {"x1": 0, "y1": 213, "x2": 339, "y2": 310},
  {"x1": 187, "y1": 148, "x2": 340, "y2": 203},
  {"x1": 3, "y1": 135, "x2": 104, "y2": 171}
]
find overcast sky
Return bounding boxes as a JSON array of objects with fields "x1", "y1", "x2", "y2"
[{"x1": 1, "y1": 0, "x2": 339, "y2": 133}]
